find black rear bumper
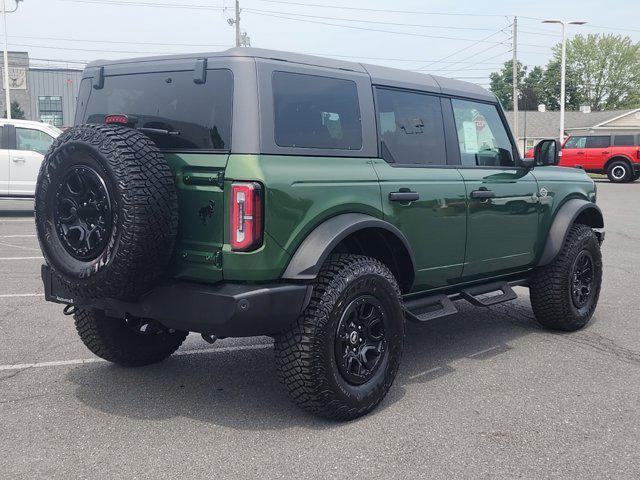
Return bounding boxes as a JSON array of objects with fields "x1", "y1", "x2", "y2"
[{"x1": 42, "y1": 265, "x2": 312, "y2": 337}]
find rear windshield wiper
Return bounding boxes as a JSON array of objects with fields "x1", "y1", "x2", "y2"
[{"x1": 137, "y1": 127, "x2": 180, "y2": 136}]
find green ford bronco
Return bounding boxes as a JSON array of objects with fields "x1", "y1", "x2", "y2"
[{"x1": 36, "y1": 48, "x2": 604, "y2": 420}]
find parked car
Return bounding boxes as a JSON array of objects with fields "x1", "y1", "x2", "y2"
[
  {"x1": 36, "y1": 48, "x2": 604, "y2": 420},
  {"x1": 0, "y1": 119, "x2": 62, "y2": 197},
  {"x1": 526, "y1": 132, "x2": 640, "y2": 183}
]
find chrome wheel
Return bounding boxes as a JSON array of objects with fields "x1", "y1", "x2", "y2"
[{"x1": 611, "y1": 165, "x2": 627, "y2": 181}]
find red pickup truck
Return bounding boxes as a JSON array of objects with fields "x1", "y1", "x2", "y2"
[{"x1": 526, "y1": 132, "x2": 640, "y2": 183}]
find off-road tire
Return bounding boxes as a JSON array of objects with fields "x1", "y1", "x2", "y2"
[
  {"x1": 75, "y1": 309, "x2": 188, "y2": 367},
  {"x1": 606, "y1": 160, "x2": 631, "y2": 183},
  {"x1": 529, "y1": 224, "x2": 602, "y2": 331},
  {"x1": 274, "y1": 254, "x2": 404, "y2": 421},
  {"x1": 35, "y1": 124, "x2": 178, "y2": 300}
]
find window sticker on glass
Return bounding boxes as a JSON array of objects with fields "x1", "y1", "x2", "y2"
[{"x1": 462, "y1": 121, "x2": 479, "y2": 153}]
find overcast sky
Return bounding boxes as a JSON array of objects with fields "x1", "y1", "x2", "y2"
[{"x1": 5, "y1": 0, "x2": 640, "y2": 87}]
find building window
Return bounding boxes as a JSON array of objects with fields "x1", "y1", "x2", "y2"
[{"x1": 38, "y1": 96, "x2": 63, "y2": 127}]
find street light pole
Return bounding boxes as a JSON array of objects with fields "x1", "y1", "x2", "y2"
[
  {"x1": 559, "y1": 21, "x2": 567, "y2": 145},
  {"x1": 2, "y1": 0, "x2": 11, "y2": 119},
  {"x1": 542, "y1": 19, "x2": 587, "y2": 144}
]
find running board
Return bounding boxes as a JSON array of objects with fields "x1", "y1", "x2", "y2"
[
  {"x1": 405, "y1": 280, "x2": 521, "y2": 323},
  {"x1": 404, "y1": 294, "x2": 458, "y2": 323},
  {"x1": 459, "y1": 281, "x2": 517, "y2": 307}
]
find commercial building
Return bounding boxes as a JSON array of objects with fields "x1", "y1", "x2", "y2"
[
  {"x1": 1, "y1": 51, "x2": 82, "y2": 127},
  {"x1": 506, "y1": 108, "x2": 640, "y2": 152}
]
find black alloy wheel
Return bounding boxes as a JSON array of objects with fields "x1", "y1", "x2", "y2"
[
  {"x1": 570, "y1": 250, "x2": 595, "y2": 312},
  {"x1": 54, "y1": 165, "x2": 113, "y2": 261},
  {"x1": 335, "y1": 295, "x2": 388, "y2": 385}
]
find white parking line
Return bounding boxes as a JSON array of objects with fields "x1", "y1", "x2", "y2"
[
  {"x1": 0, "y1": 219, "x2": 34, "y2": 223},
  {"x1": 0, "y1": 256, "x2": 43, "y2": 260},
  {"x1": 408, "y1": 366, "x2": 443, "y2": 380},
  {"x1": 0, "y1": 343, "x2": 272, "y2": 372},
  {"x1": 467, "y1": 346, "x2": 501, "y2": 358},
  {"x1": 0, "y1": 235, "x2": 36, "y2": 238},
  {"x1": 0, "y1": 293, "x2": 44, "y2": 298}
]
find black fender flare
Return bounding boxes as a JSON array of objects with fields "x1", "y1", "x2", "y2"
[
  {"x1": 282, "y1": 213, "x2": 416, "y2": 283},
  {"x1": 538, "y1": 199, "x2": 604, "y2": 267}
]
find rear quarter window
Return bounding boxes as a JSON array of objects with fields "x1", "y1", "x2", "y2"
[
  {"x1": 585, "y1": 136, "x2": 610, "y2": 148},
  {"x1": 613, "y1": 135, "x2": 636, "y2": 146},
  {"x1": 81, "y1": 69, "x2": 233, "y2": 151},
  {"x1": 272, "y1": 71, "x2": 362, "y2": 150}
]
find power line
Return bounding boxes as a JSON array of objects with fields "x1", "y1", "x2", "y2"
[
  {"x1": 246, "y1": 10, "x2": 514, "y2": 44},
  {"x1": 251, "y1": 0, "x2": 511, "y2": 17},
  {"x1": 244, "y1": 7, "x2": 500, "y2": 32},
  {"x1": 8, "y1": 42, "x2": 187, "y2": 55},
  {"x1": 430, "y1": 49, "x2": 512, "y2": 73},
  {"x1": 60, "y1": 0, "x2": 225, "y2": 9},
  {"x1": 415, "y1": 26, "x2": 512, "y2": 71},
  {"x1": 9, "y1": 35, "x2": 232, "y2": 48}
]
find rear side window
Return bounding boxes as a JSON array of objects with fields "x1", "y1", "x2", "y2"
[
  {"x1": 613, "y1": 135, "x2": 636, "y2": 146},
  {"x1": 375, "y1": 87, "x2": 446, "y2": 165},
  {"x1": 451, "y1": 99, "x2": 515, "y2": 167},
  {"x1": 272, "y1": 71, "x2": 362, "y2": 150},
  {"x1": 564, "y1": 136, "x2": 587, "y2": 148},
  {"x1": 586, "y1": 136, "x2": 610, "y2": 148},
  {"x1": 82, "y1": 69, "x2": 233, "y2": 151}
]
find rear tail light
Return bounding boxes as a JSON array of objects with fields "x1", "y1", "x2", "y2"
[
  {"x1": 637, "y1": 148, "x2": 640, "y2": 160},
  {"x1": 230, "y1": 182, "x2": 263, "y2": 251}
]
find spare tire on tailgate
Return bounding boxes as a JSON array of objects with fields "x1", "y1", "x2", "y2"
[{"x1": 35, "y1": 124, "x2": 178, "y2": 300}]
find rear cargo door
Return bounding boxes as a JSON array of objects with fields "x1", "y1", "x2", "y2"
[
  {"x1": 79, "y1": 64, "x2": 234, "y2": 283},
  {"x1": 164, "y1": 152, "x2": 229, "y2": 282}
]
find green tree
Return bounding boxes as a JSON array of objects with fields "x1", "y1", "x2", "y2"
[
  {"x1": 520, "y1": 65, "x2": 546, "y2": 110},
  {"x1": 489, "y1": 34, "x2": 640, "y2": 111},
  {"x1": 559, "y1": 34, "x2": 640, "y2": 110},
  {"x1": 489, "y1": 62, "x2": 547, "y2": 110},
  {"x1": 11, "y1": 101, "x2": 25, "y2": 119},
  {"x1": 489, "y1": 60, "x2": 527, "y2": 110},
  {"x1": 4, "y1": 100, "x2": 25, "y2": 119}
]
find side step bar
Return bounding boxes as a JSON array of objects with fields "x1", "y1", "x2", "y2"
[
  {"x1": 404, "y1": 294, "x2": 458, "y2": 323},
  {"x1": 405, "y1": 280, "x2": 518, "y2": 324},
  {"x1": 459, "y1": 281, "x2": 517, "y2": 307}
]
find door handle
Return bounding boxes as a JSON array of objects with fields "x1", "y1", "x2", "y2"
[
  {"x1": 389, "y1": 191, "x2": 419, "y2": 202},
  {"x1": 576, "y1": 152, "x2": 585, "y2": 155},
  {"x1": 471, "y1": 189, "x2": 495, "y2": 199},
  {"x1": 12, "y1": 157, "x2": 26, "y2": 163},
  {"x1": 602, "y1": 151, "x2": 610, "y2": 154}
]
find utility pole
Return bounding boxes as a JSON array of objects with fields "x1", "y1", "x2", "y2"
[
  {"x1": 228, "y1": 1, "x2": 249, "y2": 47},
  {"x1": 512, "y1": 16, "x2": 518, "y2": 153},
  {"x1": 234, "y1": 0, "x2": 240, "y2": 48},
  {"x1": 2, "y1": 0, "x2": 11, "y2": 119}
]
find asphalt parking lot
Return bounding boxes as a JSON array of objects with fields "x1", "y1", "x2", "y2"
[{"x1": 1, "y1": 182, "x2": 639, "y2": 479}]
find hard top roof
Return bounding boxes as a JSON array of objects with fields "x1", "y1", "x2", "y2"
[{"x1": 85, "y1": 47, "x2": 495, "y2": 102}]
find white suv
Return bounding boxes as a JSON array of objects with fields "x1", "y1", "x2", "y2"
[{"x1": 0, "y1": 119, "x2": 61, "y2": 197}]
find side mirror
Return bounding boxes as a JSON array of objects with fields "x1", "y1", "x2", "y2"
[
  {"x1": 521, "y1": 157, "x2": 535, "y2": 170},
  {"x1": 534, "y1": 139, "x2": 561, "y2": 166}
]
